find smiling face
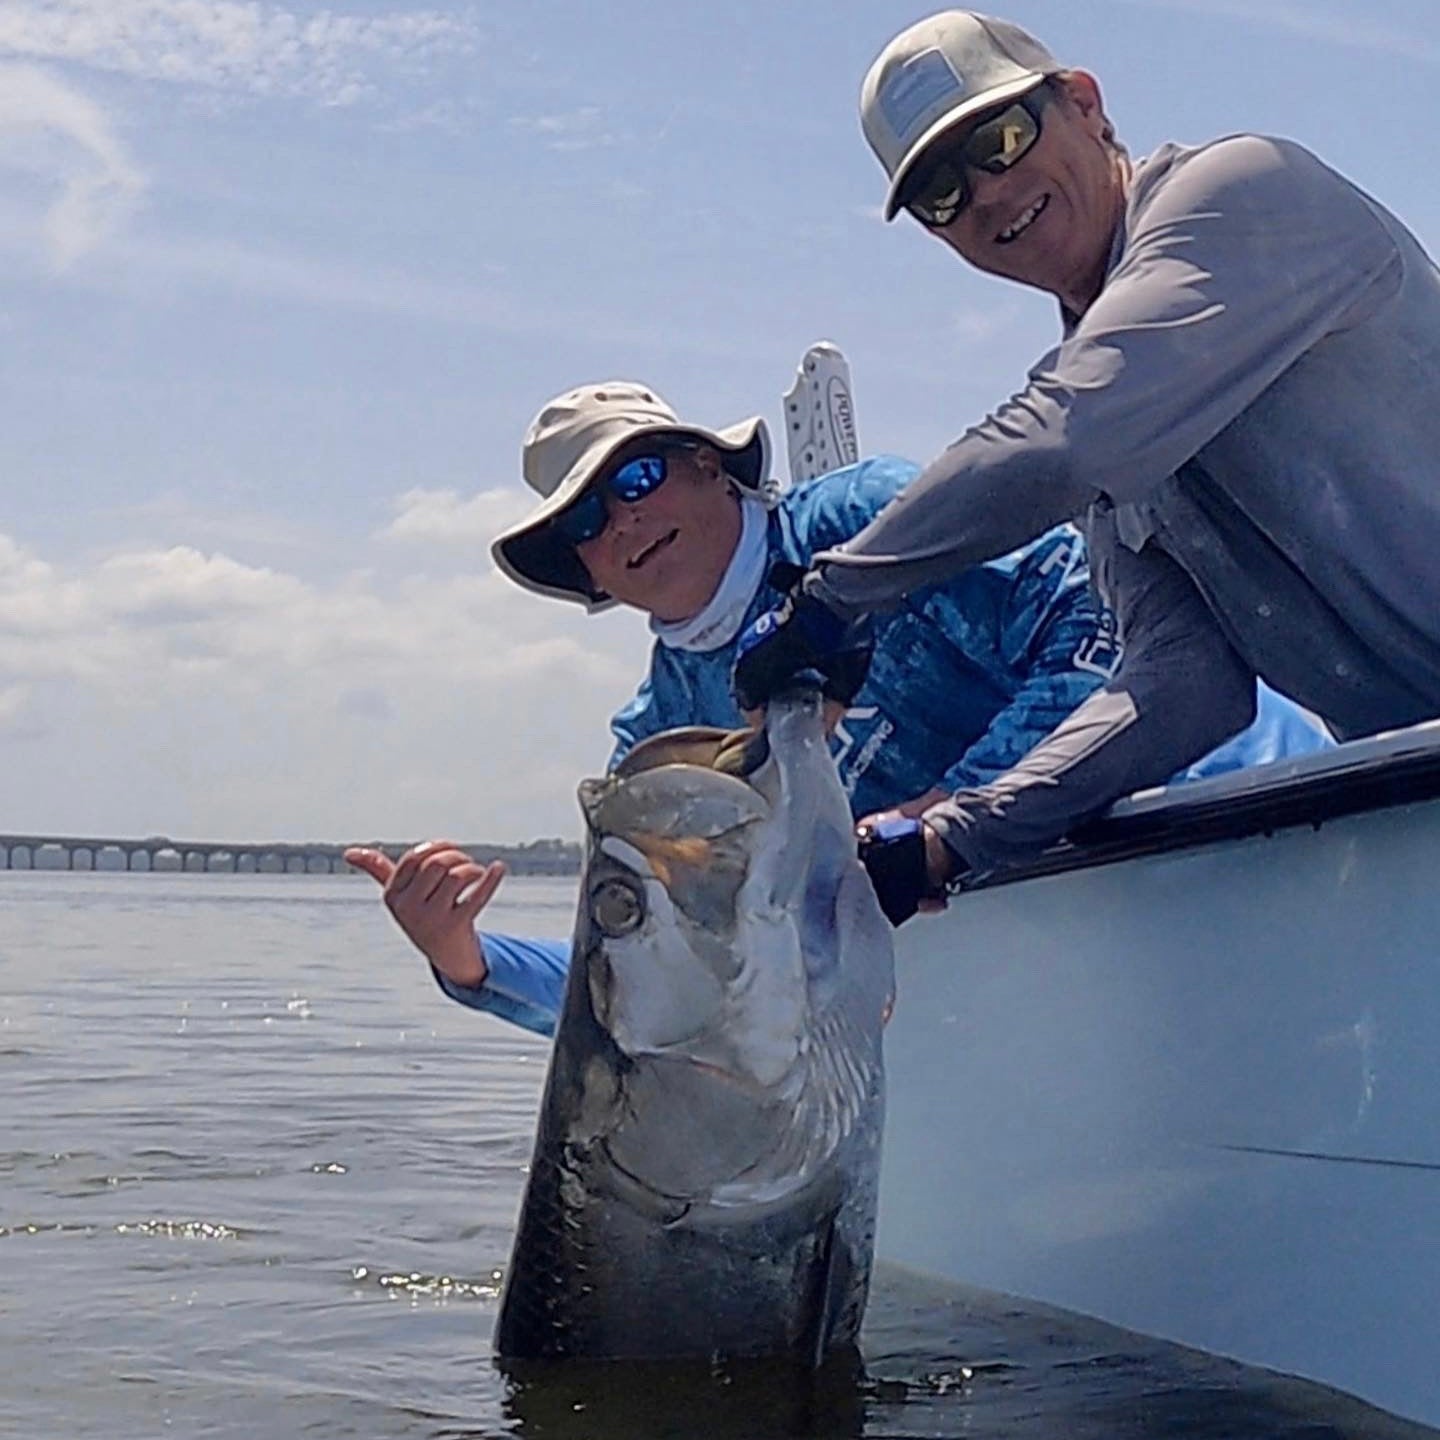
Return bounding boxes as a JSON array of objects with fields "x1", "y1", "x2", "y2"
[
  {"x1": 920, "y1": 73, "x2": 1127, "y2": 316},
  {"x1": 575, "y1": 443, "x2": 744, "y2": 621}
]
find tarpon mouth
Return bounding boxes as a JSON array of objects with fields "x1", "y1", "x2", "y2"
[{"x1": 613, "y1": 724, "x2": 769, "y2": 780}]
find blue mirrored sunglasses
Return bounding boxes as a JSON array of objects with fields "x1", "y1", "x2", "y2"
[{"x1": 552, "y1": 448, "x2": 687, "y2": 547}]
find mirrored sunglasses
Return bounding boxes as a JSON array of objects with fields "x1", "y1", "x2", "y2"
[
  {"x1": 552, "y1": 446, "x2": 691, "y2": 547},
  {"x1": 900, "y1": 86, "x2": 1050, "y2": 229}
]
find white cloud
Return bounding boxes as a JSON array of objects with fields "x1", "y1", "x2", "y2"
[
  {"x1": 507, "y1": 106, "x2": 614, "y2": 151},
  {"x1": 0, "y1": 528, "x2": 649, "y2": 840},
  {"x1": 0, "y1": 537, "x2": 597, "y2": 694},
  {"x1": 0, "y1": 1, "x2": 481, "y2": 106},
  {"x1": 0, "y1": 680, "x2": 32, "y2": 725},
  {"x1": 0, "y1": 62, "x2": 144, "y2": 264},
  {"x1": 953, "y1": 304, "x2": 1016, "y2": 347},
  {"x1": 17, "y1": 219, "x2": 781, "y2": 364},
  {"x1": 94, "y1": 545, "x2": 311, "y2": 623},
  {"x1": 383, "y1": 486, "x2": 535, "y2": 545}
]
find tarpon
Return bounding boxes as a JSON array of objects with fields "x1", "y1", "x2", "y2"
[{"x1": 494, "y1": 687, "x2": 895, "y2": 1363}]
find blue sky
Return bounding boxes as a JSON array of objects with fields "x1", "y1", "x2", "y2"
[{"x1": 1, "y1": 0, "x2": 1436, "y2": 844}]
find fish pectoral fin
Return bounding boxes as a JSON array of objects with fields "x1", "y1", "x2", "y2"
[{"x1": 797, "y1": 1214, "x2": 854, "y2": 1369}]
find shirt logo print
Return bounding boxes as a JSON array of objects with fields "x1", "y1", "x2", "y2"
[{"x1": 831, "y1": 706, "x2": 895, "y2": 795}]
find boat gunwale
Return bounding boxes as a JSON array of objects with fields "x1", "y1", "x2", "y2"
[{"x1": 957, "y1": 719, "x2": 1440, "y2": 893}]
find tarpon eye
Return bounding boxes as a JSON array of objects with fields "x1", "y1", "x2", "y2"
[{"x1": 591, "y1": 877, "x2": 645, "y2": 937}]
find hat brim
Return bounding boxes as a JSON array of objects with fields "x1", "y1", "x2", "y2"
[
  {"x1": 883, "y1": 73, "x2": 1050, "y2": 221},
  {"x1": 491, "y1": 415, "x2": 771, "y2": 610}
]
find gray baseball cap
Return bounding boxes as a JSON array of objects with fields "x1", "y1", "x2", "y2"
[
  {"x1": 491, "y1": 380, "x2": 770, "y2": 609},
  {"x1": 860, "y1": 10, "x2": 1063, "y2": 220}
]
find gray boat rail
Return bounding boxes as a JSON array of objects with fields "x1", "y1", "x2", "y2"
[{"x1": 961, "y1": 719, "x2": 1440, "y2": 892}]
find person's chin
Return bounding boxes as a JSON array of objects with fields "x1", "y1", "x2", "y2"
[
  {"x1": 633, "y1": 571, "x2": 685, "y2": 620},
  {"x1": 996, "y1": 246, "x2": 1067, "y2": 294}
]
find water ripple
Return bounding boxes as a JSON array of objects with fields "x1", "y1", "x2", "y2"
[
  {"x1": 349, "y1": 1264, "x2": 502, "y2": 1302},
  {"x1": 0, "y1": 1217, "x2": 245, "y2": 1241},
  {"x1": 115, "y1": 1218, "x2": 244, "y2": 1241}
]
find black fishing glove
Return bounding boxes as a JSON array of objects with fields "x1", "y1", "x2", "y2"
[{"x1": 732, "y1": 563, "x2": 873, "y2": 712}]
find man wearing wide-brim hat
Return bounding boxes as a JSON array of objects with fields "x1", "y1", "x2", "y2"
[
  {"x1": 347, "y1": 357, "x2": 1330, "y2": 1033},
  {"x1": 493, "y1": 379, "x2": 771, "y2": 617}
]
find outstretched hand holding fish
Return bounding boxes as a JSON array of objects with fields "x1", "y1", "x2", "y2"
[{"x1": 496, "y1": 686, "x2": 896, "y2": 1364}]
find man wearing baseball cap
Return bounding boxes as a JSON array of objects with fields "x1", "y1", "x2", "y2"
[
  {"x1": 735, "y1": 10, "x2": 1440, "y2": 917},
  {"x1": 347, "y1": 355, "x2": 1326, "y2": 1031}
]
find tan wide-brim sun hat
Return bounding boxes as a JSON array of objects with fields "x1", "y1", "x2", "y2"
[
  {"x1": 491, "y1": 380, "x2": 771, "y2": 609},
  {"x1": 860, "y1": 10, "x2": 1063, "y2": 221}
]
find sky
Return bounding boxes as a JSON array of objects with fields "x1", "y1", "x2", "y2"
[{"x1": 0, "y1": 0, "x2": 1437, "y2": 846}]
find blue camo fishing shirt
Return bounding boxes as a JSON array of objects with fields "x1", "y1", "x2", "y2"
[
  {"x1": 611, "y1": 457, "x2": 1111, "y2": 810},
  {"x1": 442, "y1": 456, "x2": 1331, "y2": 1035}
]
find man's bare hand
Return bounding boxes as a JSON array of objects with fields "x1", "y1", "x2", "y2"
[
  {"x1": 344, "y1": 840, "x2": 505, "y2": 988},
  {"x1": 888, "y1": 786, "x2": 949, "y2": 820}
]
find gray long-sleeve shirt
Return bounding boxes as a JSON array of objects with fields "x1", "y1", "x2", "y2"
[{"x1": 811, "y1": 134, "x2": 1440, "y2": 878}]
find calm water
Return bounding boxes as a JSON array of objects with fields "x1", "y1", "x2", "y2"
[{"x1": 1, "y1": 870, "x2": 1430, "y2": 1440}]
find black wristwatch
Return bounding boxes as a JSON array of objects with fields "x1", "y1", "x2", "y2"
[{"x1": 855, "y1": 815, "x2": 959, "y2": 927}]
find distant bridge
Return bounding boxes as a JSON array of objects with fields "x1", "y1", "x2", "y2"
[{"x1": 0, "y1": 833, "x2": 580, "y2": 877}]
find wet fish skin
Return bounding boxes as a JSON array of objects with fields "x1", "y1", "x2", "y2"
[{"x1": 495, "y1": 690, "x2": 895, "y2": 1363}]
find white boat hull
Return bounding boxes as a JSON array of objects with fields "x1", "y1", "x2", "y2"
[{"x1": 878, "y1": 724, "x2": 1440, "y2": 1429}]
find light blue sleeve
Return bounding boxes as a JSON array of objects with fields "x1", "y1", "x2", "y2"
[
  {"x1": 608, "y1": 652, "x2": 706, "y2": 769},
  {"x1": 1172, "y1": 681, "x2": 1334, "y2": 782},
  {"x1": 429, "y1": 931, "x2": 569, "y2": 1038},
  {"x1": 781, "y1": 456, "x2": 916, "y2": 557},
  {"x1": 609, "y1": 674, "x2": 661, "y2": 770}
]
